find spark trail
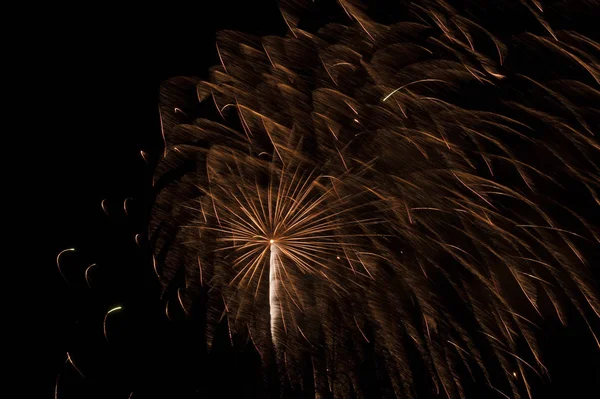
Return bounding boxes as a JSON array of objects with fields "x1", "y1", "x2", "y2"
[{"x1": 269, "y1": 241, "x2": 282, "y2": 348}]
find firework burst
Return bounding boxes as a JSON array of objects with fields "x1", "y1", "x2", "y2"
[
  {"x1": 147, "y1": 1, "x2": 600, "y2": 397},
  {"x1": 196, "y1": 151, "x2": 382, "y2": 349}
]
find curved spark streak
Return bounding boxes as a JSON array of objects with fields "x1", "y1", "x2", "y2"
[
  {"x1": 84, "y1": 263, "x2": 96, "y2": 288},
  {"x1": 140, "y1": 150, "x2": 149, "y2": 163},
  {"x1": 382, "y1": 79, "x2": 454, "y2": 102},
  {"x1": 103, "y1": 306, "x2": 122, "y2": 341},
  {"x1": 101, "y1": 199, "x2": 108, "y2": 215},
  {"x1": 124, "y1": 198, "x2": 132, "y2": 216},
  {"x1": 66, "y1": 352, "x2": 85, "y2": 378},
  {"x1": 56, "y1": 248, "x2": 75, "y2": 282}
]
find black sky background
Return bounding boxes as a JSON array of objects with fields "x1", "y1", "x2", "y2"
[{"x1": 42, "y1": 1, "x2": 599, "y2": 398}]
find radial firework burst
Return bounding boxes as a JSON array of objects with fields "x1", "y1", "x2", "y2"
[
  {"x1": 147, "y1": 0, "x2": 600, "y2": 397},
  {"x1": 194, "y1": 149, "x2": 383, "y2": 350}
]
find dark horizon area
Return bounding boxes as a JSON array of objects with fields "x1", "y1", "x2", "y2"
[{"x1": 43, "y1": 1, "x2": 599, "y2": 398}]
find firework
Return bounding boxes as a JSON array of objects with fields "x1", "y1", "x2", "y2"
[{"x1": 147, "y1": 1, "x2": 599, "y2": 397}]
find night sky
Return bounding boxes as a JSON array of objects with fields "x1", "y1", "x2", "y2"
[{"x1": 44, "y1": 1, "x2": 599, "y2": 398}]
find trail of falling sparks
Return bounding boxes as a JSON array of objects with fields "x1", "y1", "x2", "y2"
[{"x1": 147, "y1": 2, "x2": 600, "y2": 397}]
